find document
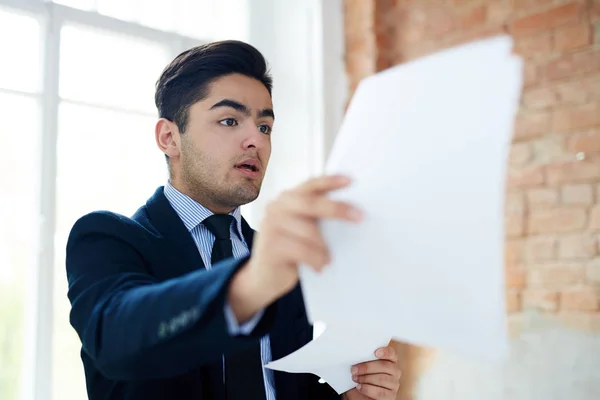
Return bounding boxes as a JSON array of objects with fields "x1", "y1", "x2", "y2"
[{"x1": 266, "y1": 35, "x2": 523, "y2": 394}]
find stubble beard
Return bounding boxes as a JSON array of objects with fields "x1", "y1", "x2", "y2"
[{"x1": 181, "y1": 155, "x2": 262, "y2": 211}]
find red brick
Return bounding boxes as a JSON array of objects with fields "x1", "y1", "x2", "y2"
[
  {"x1": 513, "y1": 111, "x2": 551, "y2": 140},
  {"x1": 512, "y1": 2, "x2": 583, "y2": 37},
  {"x1": 522, "y1": 86, "x2": 556, "y2": 110},
  {"x1": 506, "y1": 191, "x2": 526, "y2": 213},
  {"x1": 558, "y1": 234, "x2": 597, "y2": 259},
  {"x1": 512, "y1": 0, "x2": 555, "y2": 13},
  {"x1": 344, "y1": 0, "x2": 375, "y2": 30},
  {"x1": 528, "y1": 263, "x2": 586, "y2": 288},
  {"x1": 531, "y1": 135, "x2": 569, "y2": 164},
  {"x1": 553, "y1": 103, "x2": 600, "y2": 132},
  {"x1": 546, "y1": 160, "x2": 600, "y2": 184},
  {"x1": 567, "y1": 130, "x2": 600, "y2": 154},
  {"x1": 346, "y1": 53, "x2": 377, "y2": 86},
  {"x1": 591, "y1": 205, "x2": 600, "y2": 231},
  {"x1": 506, "y1": 214, "x2": 526, "y2": 237},
  {"x1": 524, "y1": 76, "x2": 599, "y2": 109},
  {"x1": 526, "y1": 188, "x2": 559, "y2": 207},
  {"x1": 506, "y1": 289, "x2": 522, "y2": 312},
  {"x1": 506, "y1": 239, "x2": 526, "y2": 263},
  {"x1": 509, "y1": 143, "x2": 532, "y2": 165},
  {"x1": 514, "y1": 32, "x2": 553, "y2": 60},
  {"x1": 460, "y1": 5, "x2": 487, "y2": 30},
  {"x1": 561, "y1": 184, "x2": 594, "y2": 205},
  {"x1": 506, "y1": 266, "x2": 527, "y2": 288},
  {"x1": 426, "y1": 7, "x2": 457, "y2": 39},
  {"x1": 545, "y1": 49, "x2": 600, "y2": 81},
  {"x1": 555, "y1": 23, "x2": 592, "y2": 51},
  {"x1": 442, "y1": 25, "x2": 509, "y2": 50},
  {"x1": 560, "y1": 288, "x2": 600, "y2": 311},
  {"x1": 522, "y1": 289, "x2": 559, "y2": 311},
  {"x1": 593, "y1": 0, "x2": 600, "y2": 23},
  {"x1": 507, "y1": 166, "x2": 546, "y2": 188},
  {"x1": 528, "y1": 207, "x2": 587, "y2": 234},
  {"x1": 523, "y1": 62, "x2": 539, "y2": 88},
  {"x1": 487, "y1": 0, "x2": 513, "y2": 25},
  {"x1": 504, "y1": 193, "x2": 525, "y2": 237},
  {"x1": 452, "y1": 0, "x2": 479, "y2": 6},
  {"x1": 587, "y1": 258, "x2": 600, "y2": 283},
  {"x1": 556, "y1": 77, "x2": 597, "y2": 104},
  {"x1": 526, "y1": 236, "x2": 557, "y2": 261}
]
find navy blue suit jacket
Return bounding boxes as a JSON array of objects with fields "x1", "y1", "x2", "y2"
[{"x1": 65, "y1": 187, "x2": 340, "y2": 400}]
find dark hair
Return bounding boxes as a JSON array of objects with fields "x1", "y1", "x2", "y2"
[{"x1": 155, "y1": 40, "x2": 273, "y2": 134}]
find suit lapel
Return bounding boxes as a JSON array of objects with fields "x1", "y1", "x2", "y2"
[
  {"x1": 241, "y1": 216, "x2": 254, "y2": 249},
  {"x1": 144, "y1": 186, "x2": 206, "y2": 280},
  {"x1": 144, "y1": 197, "x2": 306, "y2": 399}
]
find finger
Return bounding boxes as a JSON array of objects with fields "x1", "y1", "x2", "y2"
[
  {"x1": 375, "y1": 346, "x2": 398, "y2": 363},
  {"x1": 353, "y1": 373, "x2": 400, "y2": 392},
  {"x1": 352, "y1": 360, "x2": 399, "y2": 379},
  {"x1": 273, "y1": 231, "x2": 329, "y2": 271},
  {"x1": 296, "y1": 174, "x2": 352, "y2": 195},
  {"x1": 279, "y1": 191, "x2": 363, "y2": 222},
  {"x1": 356, "y1": 383, "x2": 396, "y2": 400},
  {"x1": 271, "y1": 211, "x2": 328, "y2": 257}
]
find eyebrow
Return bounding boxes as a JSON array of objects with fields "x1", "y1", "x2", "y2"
[{"x1": 210, "y1": 99, "x2": 275, "y2": 120}]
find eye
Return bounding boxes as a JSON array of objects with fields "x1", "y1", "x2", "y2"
[
  {"x1": 219, "y1": 118, "x2": 238, "y2": 127},
  {"x1": 258, "y1": 124, "x2": 272, "y2": 135}
]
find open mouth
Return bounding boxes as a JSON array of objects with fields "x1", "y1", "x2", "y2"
[
  {"x1": 236, "y1": 163, "x2": 259, "y2": 172},
  {"x1": 234, "y1": 158, "x2": 260, "y2": 174}
]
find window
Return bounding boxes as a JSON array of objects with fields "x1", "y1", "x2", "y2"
[
  {"x1": 52, "y1": 0, "x2": 249, "y2": 41},
  {"x1": 0, "y1": 91, "x2": 41, "y2": 400},
  {"x1": 0, "y1": 1, "x2": 250, "y2": 399},
  {"x1": 0, "y1": 1, "x2": 331, "y2": 399},
  {"x1": 0, "y1": 8, "x2": 42, "y2": 400},
  {"x1": 52, "y1": 19, "x2": 179, "y2": 400}
]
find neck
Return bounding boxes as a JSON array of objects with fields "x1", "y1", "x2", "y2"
[{"x1": 169, "y1": 178, "x2": 236, "y2": 215}]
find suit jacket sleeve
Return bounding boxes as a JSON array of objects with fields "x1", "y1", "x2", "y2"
[
  {"x1": 309, "y1": 382, "x2": 343, "y2": 400},
  {"x1": 65, "y1": 211, "x2": 276, "y2": 381}
]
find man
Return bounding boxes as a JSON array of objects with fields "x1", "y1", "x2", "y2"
[{"x1": 66, "y1": 40, "x2": 401, "y2": 400}]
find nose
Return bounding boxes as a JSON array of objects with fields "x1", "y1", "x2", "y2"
[{"x1": 241, "y1": 125, "x2": 268, "y2": 150}]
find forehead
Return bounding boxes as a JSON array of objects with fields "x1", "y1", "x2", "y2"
[{"x1": 204, "y1": 73, "x2": 273, "y2": 108}]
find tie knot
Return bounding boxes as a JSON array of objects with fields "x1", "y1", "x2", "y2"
[{"x1": 203, "y1": 214, "x2": 234, "y2": 240}]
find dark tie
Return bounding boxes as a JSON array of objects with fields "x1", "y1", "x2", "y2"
[{"x1": 202, "y1": 214, "x2": 267, "y2": 400}]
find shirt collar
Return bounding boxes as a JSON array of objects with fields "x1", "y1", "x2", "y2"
[{"x1": 163, "y1": 181, "x2": 244, "y2": 239}]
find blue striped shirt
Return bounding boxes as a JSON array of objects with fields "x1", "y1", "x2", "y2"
[{"x1": 163, "y1": 181, "x2": 276, "y2": 399}]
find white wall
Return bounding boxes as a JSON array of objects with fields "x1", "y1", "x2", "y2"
[
  {"x1": 416, "y1": 315, "x2": 600, "y2": 400},
  {"x1": 244, "y1": 0, "x2": 346, "y2": 228}
]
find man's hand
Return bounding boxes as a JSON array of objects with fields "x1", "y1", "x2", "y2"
[
  {"x1": 228, "y1": 175, "x2": 363, "y2": 321},
  {"x1": 343, "y1": 346, "x2": 401, "y2": 400}
]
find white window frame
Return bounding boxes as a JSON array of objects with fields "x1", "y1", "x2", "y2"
[
  {"x1": 0, "y1": 1, "x2": 346, "y2": 399},
  {"x1": 0, "y1": 2, "x2": 204, "y2": 400}
]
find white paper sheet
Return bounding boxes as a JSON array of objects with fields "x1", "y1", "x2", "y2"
[{"x1": 266, "y1": 35, "x2": 523, "y2": 394}]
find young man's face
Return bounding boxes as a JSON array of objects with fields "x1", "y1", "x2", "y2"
[{"x1": 175, "y1": 73, "x2": 274, "y2": 212}]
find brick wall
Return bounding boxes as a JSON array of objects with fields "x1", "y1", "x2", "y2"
[{"x1": 344, "y1": 1, "x2": 600, "y2": 399}]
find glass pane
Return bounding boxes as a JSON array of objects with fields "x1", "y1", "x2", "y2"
[
  {"x1": 0, "y1": 93, "x2": 40, "y2": 400},
  {"x1": 52, "y1": 0, "x2": 95, "y2": 11},
  {"x1": 0, "y1": 9, "x2": 42, "y2": 93},
  {"x1": 53, "y1": 103, "x2": 167, "y2": 400},
  {"x1": 175, "y1": 0, "x2": 249, "y2": 41},
  {"x1": 137, "y1": 1, "x2": 176, "y2": 32},
  {"x1": 96, "y1": 0, "x2": 136, "y2": 23},
  {"x1": 59, "y1": 24, "x2": 171, "y2": 113}
]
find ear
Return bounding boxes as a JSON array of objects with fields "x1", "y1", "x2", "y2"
[{"x1": 155, "y1": 118, "x2": 180, "y2": 159}]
